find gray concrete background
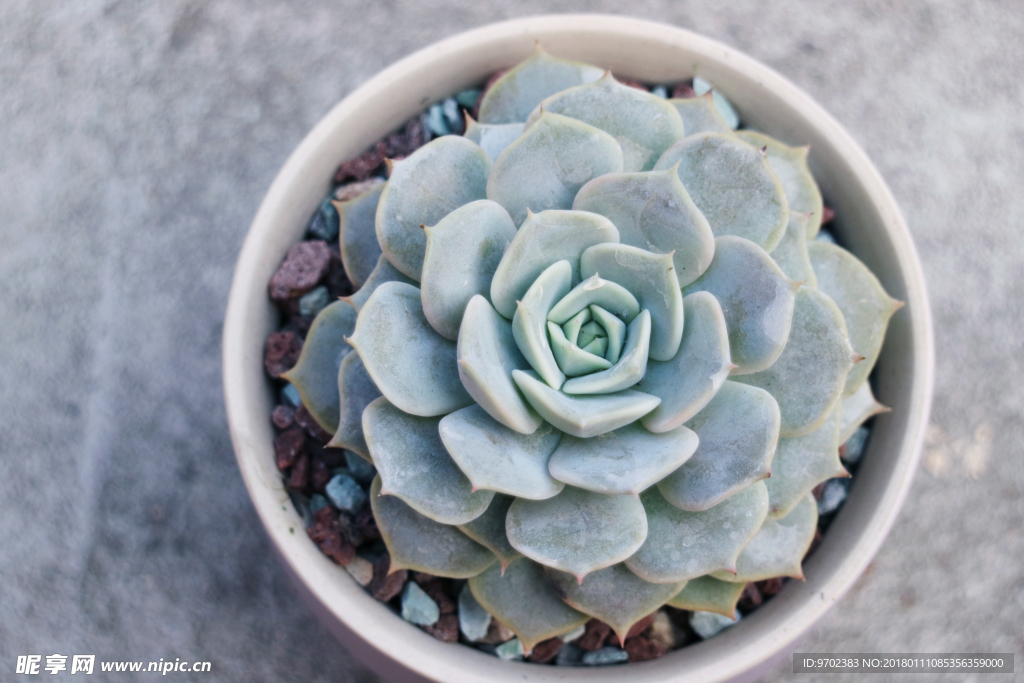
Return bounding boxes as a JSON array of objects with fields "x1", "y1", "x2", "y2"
[{"x1": 1, "y1": 1, "x2": 1021, "y2": 681}]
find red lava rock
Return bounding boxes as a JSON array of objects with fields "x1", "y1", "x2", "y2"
[
  {"x1": 822, "y1": 205, "x2": 836, "y2": 224},
  {"x1": 369, "y1": 554, "x2": 408, "y2": 602},
  {"x1": 264, "y1": 330, "x2": 303, "y2": 378},
  {"x1": 473, "y1": 69, "x2": 509, "y2": 119},
  {"x1": 609, "y1": 614, "x2": 654, "y2": 646},
  {"x1": 306, "y1": 439, "x2": 347, "y2": 467},
  {"x1": 333, "y1": 118, "x2": 426, "y2": 184},
  {"x1": 418, "y1": 579, "x2": 456, "y2": 615},
  {"x1": 307, "y1": 507, "x2": 356, "y2": 566},
  {"x1": 424, "y1": 614, "x2": 459, "y2": 643},
  {"x1": 288, "y1": 453, "x2": 309, "y2": 490},
  {"x1": 757, "y1": 577, "x2": 784, "y2": 597},
  {"x1": 333, "y1": 142, "x2": 387, "y2": 183},
  {"x1": 335, "y1": 177, "x2": 385, "y2": 202},
  {"x1": 325, "y1": 247, "x2": 354, "y2": 300},
  {"x1": 737, "y1": 583, "x2": 763, "y2": 612},
  {"x1": 577, "y1": 619, "x2": 611, "y2": 651},
  {"x1": 811, "y1": 481, "x2": 827, "y2": 501},
  {"x1": 271, "y1": 405, "x2": 296, "y2": 430},
  {"x1": 310, "y1": 456, "x2": 332, "y2": 493},
  {"x1": 617, "y1": 77, "x2": 648, "y2": 91},
  {"x1": 294, "y1": 404, "x2": 334, "y2": 445},
  {"x1": 625, "y1": 636, "x2": 668, "y2": 662},
  {"x1": 274, "y1": 428, "x2": 305, "y2": 470},
  {"x1": 269, "y1": 241, "x2": 331, "y2": 301},
  {"x1": 838, "y1": 443, "x2": 847, "y2": 459},
  {"x1": 354, "y1": 509, "x2": 381, "y2": 541},
  {"x1": 672, "y1": 82, "x2": 696, "y2": 98},
  {"x1": 527, "y1": 638, "x2": 563, "y2": 663},
  {"x1": 278, "y1": 298, "x2": 314, "y2": 334}
]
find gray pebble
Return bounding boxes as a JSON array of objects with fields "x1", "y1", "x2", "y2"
[
  {"x1": 345, "y1": 450, "x2": 377, "y2": 484},
  {"x1": 442, "y1": 98, "x2": 463, "y2": 134},
  {"x1": 647, "y1": 610, "x2": 678, "y2": 649},
  {"x1": 815, "y1": 229, "x2": 837, "y2": 244},
  {"x1": 651, "y1": 85, "x2": 668, "y2": 98},
  {"x1": 281, "y1": 384, "x2": 301, "y2": 407},
  {"x1": 495, "y1": 637, "x2": 524, "y2": 660},
  {"x1": 345, "y1": 556, "x2": 374, "y2": 586},
  {"x1": 559, "y1": 623, "x2": 586, "y2": 642},
  {"x1": 817, "y1": 478, "x2": 850, "y2": 515},
  {"x1": 308, "y1": 493, "x2": 329, "y2": 514},
  {"x1": 690, "y1": 610, "x2": 741, "y2": 639},
  {"x1": 426, "y1": 103, "x2": 450, "y2": 137},
  {"x1": 458, "y1": 583, "x2": 492, "y2": 642},
  {"x1": 455, "y1": 89, "x2": 481, "y2": 109},
  {"x1": 298, "y1": 285, "x2": 329, "y2": 317},
  {"x1": 842, "y1": 426, "x2": 870, "y2": 465},
  {"x1": 581, "y1": 646, "x2": 628, "y2": 666},
  {"x1": 555, "y1": 642, "x2": 583, "y2": 666},
  {"x1": 692, "y1": 76, "x2": 740, "y2": 129},
  {"x1": 325, "y1": 473, "x2": 368, "y2": 513},
  {"x1": 307, "y1": 196, "x2": 339, "y2": 241},
  {"x1": 400, "y1": 581, "x2": 440, "y2": 626}
]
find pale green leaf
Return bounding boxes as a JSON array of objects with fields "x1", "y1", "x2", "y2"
[
  {"x1": 512, "y1": 369, "x2": 661, "y2": 438},
  {"x1": 420, "y1": 200, "x2": 516, "y2": 340},
  {"x1": 684, "y1": 236, "x2": 797, "y2": 375},
  {"x1": 349, "y1": 282, "x2": 472, "y2": 417},
  {"x1": 641, "y1": 292, "x2": 732, "y2": 433},
  {"x1": 736, "y1": 130, "x2": 823, "y2": 238},
  {"x1": 334, "y1": 180, "x2": 385, "y2": 288},
  {"x1": 326, "y1": 351, "x2": 382, "y2": 458},
  {"x1": 657, "y1": 381, "x2": 779, "y2": 511},
  {"x1": 281, "y1": 301, "x2": 356, "y2": 433},
  {"x1": 363, "y1": 397, "x2": 493, "y2": 524},
  {"x1": 468, "y1": 559, "x2": 589, "y2": 653},
  {"x1": 734, "y1": 287, "x2": 855, "y2": 437},
  {"x1": 511, "y1": 260, "x2": 572, "y2": 390},
  {"x1": 666, "y1": 576, "x2": 745, "y2": 618},
  {"x1": 711, "y1": 493, "x2": 818, "y2": 582},
  {"x1": 808, "y1": 241, "x2": 902, "y2": 396},
  {"x1": 573, "y1": 167, "x2": 714, "y2": 286},
  {"x1": 654, "y1": 132, "x2": 788, "y2": 252},
  {"x1": 439, "y1": 404, "x2": 563, "y2": 500},
  {"x1": 490, "y1": 209, "x2": 619, "y2": 319},
  {"x1": 506, "y1": 486, "x2": 648, "y2": 582},
  {"x1": 547, "y1": 421, "x2": 697, "y2": 495},
  {"x1": 477, "y1": 47, "x2": 604, "y2": 125},
  {"x1": 371, "y1": 475, "x2": 497, "y2": 578},
  {"x1": 457, "y1": 295, "x2": 542, "y2": 434},
  {"x1": 627, "y1": 482, "x2": 768, "y2": 583},
  {"x1": 526, "y1": 72, "x2": 686, "y2": 171},
  {"x1": 487, "y1": 111, "x2": 623, "y2": 226},
  {"x1": 580, "y1": 243, "x2": 684, "y2": 361},
  {"x1": 546, "y1": 564, "x2": 685, "y2": 644},
  {"x1": 376, "y1": 136, "x2": 491, "y2": 280}
]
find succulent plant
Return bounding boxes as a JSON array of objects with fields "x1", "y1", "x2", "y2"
[{"x1": 282, "y1": 47, "x2": 902, "y2": 652}]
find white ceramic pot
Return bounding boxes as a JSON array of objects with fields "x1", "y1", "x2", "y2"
[{"x1": 223, "y1": 15, "x2": 934, "y2": 683}]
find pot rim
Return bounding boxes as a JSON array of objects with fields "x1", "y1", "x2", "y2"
[{"x1": 223, "y1": 14, "x2": 934, "y2": 683}]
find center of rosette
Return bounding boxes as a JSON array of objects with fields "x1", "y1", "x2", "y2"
[{"x1": 511, "y1": 261, "x2": 654, "y2": 397}]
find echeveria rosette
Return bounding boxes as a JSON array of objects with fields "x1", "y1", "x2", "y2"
[{"x1": 284, "y1": 47, "x2": 902, "y2": 652}]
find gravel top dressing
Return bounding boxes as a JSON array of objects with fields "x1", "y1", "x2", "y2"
[{"x1": 261, "y1": 71, "x2": 877, "y2": 667}]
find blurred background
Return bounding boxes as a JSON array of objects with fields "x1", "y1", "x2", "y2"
[{"x1": 1, "y1": 1, "x2": 1020, "y2": 681}]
